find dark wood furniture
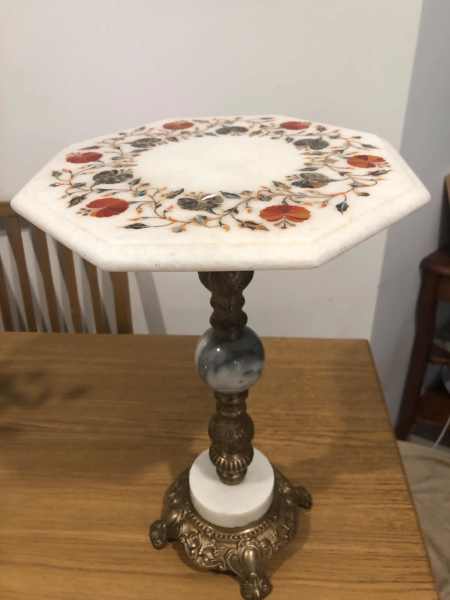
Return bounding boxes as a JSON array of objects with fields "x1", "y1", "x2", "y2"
[
  {"x1": 0, "y1": 333, "x2": 437, "y2": 600},
  {"x1": 396, "y1": 248, "x2": 450, "y2": 439},
  {"x1": 395, "y1": 175, "x2": 450, "y2": 440},
  {"x1": 0, "y1": 204, "x2": 132, "y2": 333}
]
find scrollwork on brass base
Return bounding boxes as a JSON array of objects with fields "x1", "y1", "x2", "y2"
[{"x1": 149, "y1": 468, "x2": 312, "y2": 600}]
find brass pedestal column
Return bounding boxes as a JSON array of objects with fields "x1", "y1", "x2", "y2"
[{"x1": 150, "y1": 272, "x2": 312, "y2": 600}]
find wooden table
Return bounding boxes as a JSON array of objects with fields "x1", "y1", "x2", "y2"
[{"x1": 0, "y1": 333, "x2": 437, "y2": 600}]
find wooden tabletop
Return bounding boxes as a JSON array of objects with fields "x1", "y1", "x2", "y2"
[{"x1": 0, "y1": 333, "x2": 437, "y2": 600}]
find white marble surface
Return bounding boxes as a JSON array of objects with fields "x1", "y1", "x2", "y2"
[
  {"x1": 11, "y1": 115, "x2": 429, "y2": 272},
  {"x1": 189, "y1": 448, "x2": 274, "y2": 527}
]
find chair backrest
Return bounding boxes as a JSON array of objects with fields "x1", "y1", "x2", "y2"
[{"x1": 0, "y1": 204, "x2": 132, "y2": 333}]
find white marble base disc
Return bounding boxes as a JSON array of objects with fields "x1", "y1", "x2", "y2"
[{"x1": 189, "y1": 448, "x2": 274, "y2": 528}]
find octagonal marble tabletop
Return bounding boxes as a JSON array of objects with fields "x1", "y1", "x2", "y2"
[{"x1": 11, "y1": 115, "x2": 429, "y2": 272}]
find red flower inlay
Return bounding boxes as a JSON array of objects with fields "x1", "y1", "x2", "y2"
[
  {"x1": 347, "y1": 154, "x2": 385, "y2": 168},
  {"x1": 66, "y1": 151, "x2": 102, "y2": 164},
  {"x1": 279, "y1": 121, "x2": 310, "y2": 130},
  {"x1": 86, "y1": 197, "x2": 128, "y2": 218},
  {"x1": 163, "y1": 120, "x2": 194, "y2": 130},
  {"x1": 260, "y1": 204, "x2": 311, "y2": 223}
]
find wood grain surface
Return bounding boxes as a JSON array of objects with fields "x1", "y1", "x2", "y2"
[{"x1": 0, "y1": 333, "x2": 437, "y2": 599}]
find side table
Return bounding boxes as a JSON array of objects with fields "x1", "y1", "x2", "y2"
[{"x1": 10, "y1": 114, "x2": 429, "y2": 598}]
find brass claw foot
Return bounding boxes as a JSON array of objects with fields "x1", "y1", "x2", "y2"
[
  {"x1": 239, "y1": 572, "x2": 272, "y2": 600},
  {"x1": 149, "y1": 467, "x2": 311, "y2": 599},
  {"x1": 149, "y1": 519, "x2": 168, "y2": 549},
  {"x1": 229, "y1": 545, "x2": 272, "y2": 600},
  {"x1": 295, "y1": 485, "x2": 313, "y2": 510}
]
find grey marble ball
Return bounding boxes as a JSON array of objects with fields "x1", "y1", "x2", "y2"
[{"x1": 195, "y1": 326, "x2": 265, "y2": 393}]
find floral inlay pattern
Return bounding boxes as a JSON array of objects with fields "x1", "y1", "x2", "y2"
[{"x1": 50, "y1": 116, "x2": 391, "y2": 233}]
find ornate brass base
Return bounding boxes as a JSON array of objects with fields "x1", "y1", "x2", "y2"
[{"x1": 149, "y1": 467, "x2": 312, "y2": 600}]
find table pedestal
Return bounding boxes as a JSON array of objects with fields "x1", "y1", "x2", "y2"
[{"x1": 149, "y1": 272, "x2": 312, "y2": 600}]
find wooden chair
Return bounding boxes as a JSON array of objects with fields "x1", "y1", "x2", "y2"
[
  {"x1": 396, "y1": 249, "x2": 450, "y2": 439},
  {"x1": 396, "y1": 176, "x2": 450, "y2": 439},
  {"x1": 0, "y1": 204, "x2": 132, "y2": 334}
]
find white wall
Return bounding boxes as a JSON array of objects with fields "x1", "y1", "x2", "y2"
[
  {"x1": 372, "y1": 0, "x2": 450, "y2": 421},
  {"x1": 0, "y1": 0, "x2": 424, "y2": 343}
]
